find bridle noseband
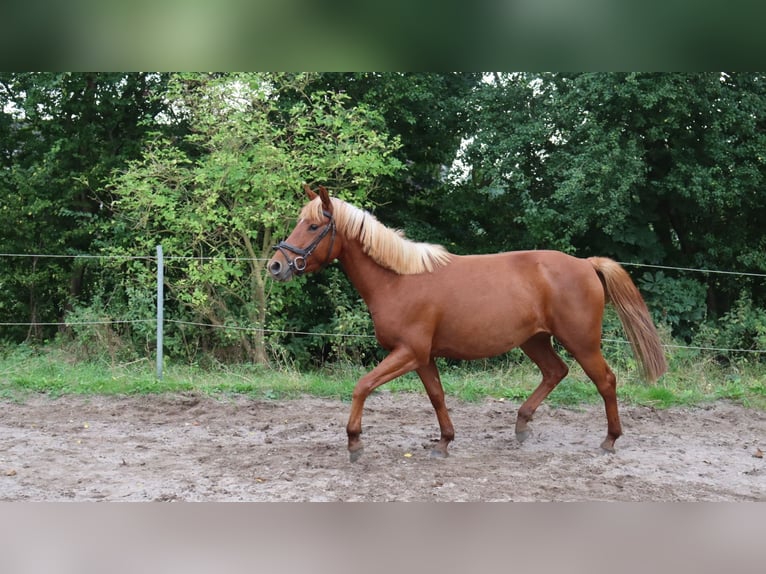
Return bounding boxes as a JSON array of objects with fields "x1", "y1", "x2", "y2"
[{"x1": 273, "y1": 210, "x2": 336, "y2": 275}]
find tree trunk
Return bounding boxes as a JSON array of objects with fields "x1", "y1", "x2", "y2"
[{"x1": 243, "y1": 230, "x2": 270, "y2": 365}]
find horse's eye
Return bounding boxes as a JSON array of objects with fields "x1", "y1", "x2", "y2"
[{"x1": 308, "y1": 223, "x2": 319, "y2": 231}]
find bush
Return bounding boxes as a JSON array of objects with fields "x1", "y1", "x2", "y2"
[
  {"x1": 637, "y1": 270, "x2": 707, "y2": 340},
  {"x1": 693, "y1": 293, "x2": 766, "y2": 361},
  {"x1": 319, "y1": 269, "x2": 381, "y2": 365},
  {"x1": 59, "y1": 295, "x2": 140, "y2": 364}
]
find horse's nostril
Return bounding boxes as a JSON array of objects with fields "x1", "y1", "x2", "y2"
[{"x1": 269, "y1": 260, "x2": 282, "y2": 276}]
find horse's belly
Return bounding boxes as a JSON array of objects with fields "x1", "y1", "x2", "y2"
[{"x1": 431, "y1": 308, "x2": 541, "y2": 360}]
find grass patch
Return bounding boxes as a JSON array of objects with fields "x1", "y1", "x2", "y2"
[
  {"x1": 1, "y1": 345, "x2": 765, "y2": 411},
  {"x1": 0, "y1": 348, "x2": 192, "y2": 399}
]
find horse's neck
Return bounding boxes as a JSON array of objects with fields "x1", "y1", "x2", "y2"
[{"x1": 337, "y1": 240, "x2": 398, "y2": 307}]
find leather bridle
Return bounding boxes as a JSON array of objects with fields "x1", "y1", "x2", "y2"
[{"x1": 272, "y1": 210, "x2": 336, "y2": 275}]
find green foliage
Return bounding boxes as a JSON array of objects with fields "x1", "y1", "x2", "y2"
[
  {"x1": 105, "y1": 73, "x2": 402, "y2": 364},
  {"x1": 0, "y1": 73, "x2": 170, "y2": 342},
  {"x1": 318, "y1": 269, "x2": 379, "y2": 365},
  {"x1": 2, "y1": 72, "x2": 766, "y2": 372},
  {"x1": 693, "y1": 294, "x2": 766, "y2": 359},
  {"x1": 316, "y1": 73, "x2": 482, "y2": 245},
  {"x1": 637, "y1": 271, "x2": 707, "y2": 339},
  {"x1": 460, "y1": 73, "x2": 766, "y2": 317},
  {"x1": 58, "y1": 293, "x2": 140, "y2": 364}
]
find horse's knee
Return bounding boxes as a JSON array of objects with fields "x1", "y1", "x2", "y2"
[{"x1": 351, "y1": 384, "x2": 371, "y2": 403}]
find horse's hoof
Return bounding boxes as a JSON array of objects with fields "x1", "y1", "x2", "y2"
[
  {"x1": 349, "y1": 447, "x2": 364, "y2": 463},
  {"x1": 429, "y1": 448, "x2": 449, "y2": 459},
  {"x1": 600, "y1": 439, "x2": 616, "y2": 454},
  {"x1": 515, "y1": 429, "x2": 531, "y2": 444}
]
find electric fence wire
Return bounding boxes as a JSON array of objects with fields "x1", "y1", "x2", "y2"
[{"x1": 1, "y1": 252, "x2": 765, "y2": 354}]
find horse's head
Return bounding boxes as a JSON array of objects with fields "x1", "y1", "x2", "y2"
[{"x1": 268, "y1": 184, "x2": 341, "y2": 282}]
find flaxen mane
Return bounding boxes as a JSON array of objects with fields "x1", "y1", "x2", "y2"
[{"x1": 300, "y1": 197, "x2": 451, "y2": 274}]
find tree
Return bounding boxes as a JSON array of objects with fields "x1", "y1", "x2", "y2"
[
  {"x1": 0, "y1": 73, "x2": 169, "y2": 342},
  {"x1": 106, "y1": 73, "x2": 402, "y2": 363},
  {"x1": 314, "y1": 73, "x2": 482, "y2": 245},
  {"x1": 459, "y1": 73, "x2": 766, "y2": 336}
]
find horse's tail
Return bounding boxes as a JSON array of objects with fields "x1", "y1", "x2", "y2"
[{"x1": 588, "y1": 257, "x2": 668, "y2": 383}]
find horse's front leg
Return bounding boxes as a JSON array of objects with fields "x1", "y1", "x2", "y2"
[
  {"x1": 416, "y1": 358, "x2": 455, "y2": 458},
  {"x1": 346, "y1": 347, "x2": 420, "y2": 462}
]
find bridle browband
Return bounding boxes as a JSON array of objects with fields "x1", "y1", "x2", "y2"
[{"x1": 273, "y1": 210, "x2": 336, "y2": 275}]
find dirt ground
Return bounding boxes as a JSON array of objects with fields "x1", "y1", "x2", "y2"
[{"x1": 0, "y1": 392, "x2": 763, "y2": 501}]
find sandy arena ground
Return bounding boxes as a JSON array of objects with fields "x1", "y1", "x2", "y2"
[{"x1": 0, "y1": 392, "x2": 763, "y2": 501}]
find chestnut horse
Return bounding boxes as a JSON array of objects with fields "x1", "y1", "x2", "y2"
[{"x1": 269, "y1": 185, "x2": 667, "y2": 462}]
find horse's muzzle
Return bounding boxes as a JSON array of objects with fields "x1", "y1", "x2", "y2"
[{"x1": 268, "y1": 258, "x2": 293, "y2": 282}]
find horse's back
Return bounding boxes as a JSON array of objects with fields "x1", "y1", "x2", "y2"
[
  {"x1": 419, "y1": 250, "x2": 605, "y2": 359},
  {"x1": 445, "y1": 249, "x2": 599, "y2": 296}
]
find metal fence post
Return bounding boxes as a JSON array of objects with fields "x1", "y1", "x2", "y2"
[{"x1": 156, "y1": 244, "x2": 164, "y2": 380}]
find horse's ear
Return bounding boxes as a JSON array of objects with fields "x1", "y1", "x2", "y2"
[
  {"x1": 303, "y1": 183, "x2": 317, "y2": 200},
  {"x1": 318, "y1": 185, "x2": 332, "y2": 211}
]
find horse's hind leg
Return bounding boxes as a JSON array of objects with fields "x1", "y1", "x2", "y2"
[
  {"x1": 416, "y1": 358, "x2": 455, "y2": 458},
  {"x1": 570, "y1": 349, "x2": 621, "y2": 452},
  {"x1": 515, "y1": 334, "x2": 569, "y2": 443}
]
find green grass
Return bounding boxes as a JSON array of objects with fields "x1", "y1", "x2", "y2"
[{"x1": 1, "y1": 345, "x2": 765, "y2": 411}]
